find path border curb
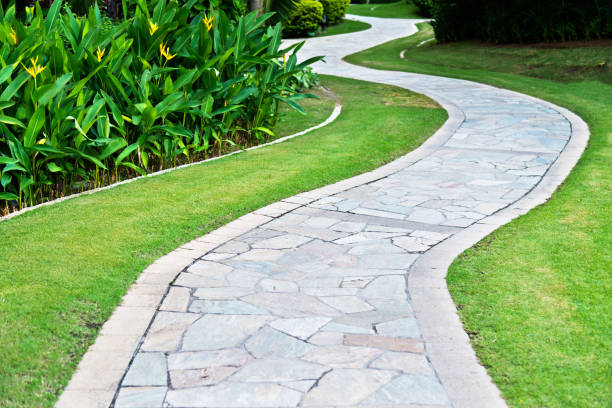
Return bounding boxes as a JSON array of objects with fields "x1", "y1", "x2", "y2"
[{"x1": 408, "y1": 90, "x2": 589, "y2": 408}]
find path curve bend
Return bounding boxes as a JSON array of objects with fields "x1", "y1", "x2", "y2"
[{"x1": 57, "y1": 16, "x2": 589, "y2": 408}]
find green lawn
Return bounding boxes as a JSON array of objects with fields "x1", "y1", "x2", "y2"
[
  {"x1": 318, "y1": 18, "x2": 372, "y2": 37},
  {"x1": 346, "y1": 23, "x2": 612, "y2": 408},
  {"x1": 0, "y1": 75, "x2": 446, "y2": 407},
  {"x1": 348, "y1": 1, "x2": 422, "y2": 18}
]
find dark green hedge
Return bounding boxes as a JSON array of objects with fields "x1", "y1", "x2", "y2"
[{"x1": 432, "y1": 0, "x2": 612, "y2": 43}]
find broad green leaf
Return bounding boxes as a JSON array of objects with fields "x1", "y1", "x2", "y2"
[
  {"x1": 0, "y1": 115, "x2": 25, "y2": 128},
  {"x1": 0, "y1": 192, "x2": 18, "y2": 200},
  {"x1": 99, "y1": 138, "x2": 127, "y2": 160},
  {"x1": 0, "y1": 72, "x2": 29, "y2": 101},
  {"x1": 45, "y1": 0, "x2": 62, "y2": 34},
  {"x1": 38, "y1": 74, "x2": 72, "y2": 106},
  {"x1": 24, "y1": 107, "x2": 46, "y2": 148}
]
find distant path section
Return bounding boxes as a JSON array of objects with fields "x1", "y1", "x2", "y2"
[{"x1": 57, "y1": 15, "x2": 588, "y2": 408}]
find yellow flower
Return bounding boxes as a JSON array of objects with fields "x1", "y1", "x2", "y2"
[
  {"x1": 159, "y1": 42, "x2": 176, "y2": 61},
  {"x1": 203, "y1": 14, "x2": 214, "y2": 32},
  {"x1": 9, "y1": 27, "x2": 17, "y2": 45},
  {"x1": 21, "y1": 56, "x2": 46, "y2": 80},
  {"x1": 148, "y1": 20, "x2": 159, "y2": 36},
  {"x1": 96, "y1": 46, "x2": 105, "y2": 62},
  {"x1": 282, "y1": 53, "x2": 286, "y2": 66}
]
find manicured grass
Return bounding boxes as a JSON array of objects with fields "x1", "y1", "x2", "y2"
[
  {"x1": 274, "y1": 85, "x2": 337, "y2": 137},
  {"x1": 0, "y1": 75, "x2": 446, "y2": 407},
  {"x1": 347, "y1": 23, "x2": 612, "y2": 408},
  {"x1": 317, "y1": 18, "x2": 372, "y2": 37},
  {"x1": 348, "y1": 1, "x2": 421, "y2": 18}
]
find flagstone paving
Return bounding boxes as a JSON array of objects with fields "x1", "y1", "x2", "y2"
[{"x1": 58, "y1": 15, "x2": 589, "y2": 408}]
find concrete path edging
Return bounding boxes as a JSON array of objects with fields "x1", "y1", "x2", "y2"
[{"x1": 55, "y1": 15, "x2": 589, "y2": 408}]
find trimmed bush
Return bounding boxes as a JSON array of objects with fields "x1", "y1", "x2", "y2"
[
  {"x1": 433, "y1": 0, "x2": 612, "y2": 43},
  {"x1": 411, "y1": 0, "x2": 434, "y2": 17},
  {"x1": 320, "y1": 0, "x2": 350, "y2": 25},
  {"x1": 283, "y1": 0, "x2": 323, "y2": 37}
]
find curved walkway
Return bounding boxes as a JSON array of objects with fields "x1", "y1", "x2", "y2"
[{"x1": 57, "y1": 16, "x2": 588, "y2": 408}]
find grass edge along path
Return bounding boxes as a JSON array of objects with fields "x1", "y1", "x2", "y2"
[
  {"x1": 348, "y1": 1, "x2": 422, "y2": 19},
  {"x1": 0, "y1": 75, "x2": 446, "y2": 407},
  {"x1": 346, "y1": 23, "x2": 612, "y2": 408}
]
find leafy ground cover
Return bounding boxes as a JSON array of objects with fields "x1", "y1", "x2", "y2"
[
  {"x1": 346, "y1": 22, "x2": 612, "y2": 408},
  {"x1": 318, "y1": 18, "x2": 371, "y2": 37},
  {"x1": 0, "y1": 75, "x2": 446, "y2": 407},
  {"x1": 348, "y1": 1, "x2": 421, "y2": 18}
]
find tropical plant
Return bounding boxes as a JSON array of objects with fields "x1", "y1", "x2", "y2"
[{"x1": 0, "y1": 0, "x2": 320, "y2": 212}]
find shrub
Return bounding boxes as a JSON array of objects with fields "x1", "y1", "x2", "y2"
[
  {"x1": 282, "y1": 0, "x2": 322, "y2": 37},
  {"x1": 319, "y1": 0, "x2": 350, "y2": 25},
  {"x1": 433, "y1": 0, "x2": 612, "y2": 43},
  {"x1": 0, "y1": 0, "x2": 320, "y2": 211},
  {"x1": 411, "y1": 0, "x2": 434, "y2": 17}
]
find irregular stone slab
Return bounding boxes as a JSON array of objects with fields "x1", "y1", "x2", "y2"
[
  {"x1": 322, "y1": 321, "x2": 375, "y2": 334},
  {"x1": 359, "y1": 253, "x2": 418, "y2": 269},
  {"x1": 245, "y1": 326, "x2": 315, "y2": 358},
  {"x1": 303, "y1": 345, "x2": 382, "y2": 368},
  {"x1": 360, "y1": 275, "x2": 407, "y2": 301},
  {"x1": 344, "y1": 334, "x2": 424, "y2": 353},
  {"x1": 332, "y1": 310, "x2": 413, "y2": 330},
  {"x1": 229, "y1": 358, "x2": 328, "y2": 382},
  {"x1": 187, "y1": 261, "x2": 232, "y2": 277},
  {"x1": 141, "y1": 312, "x2": 199, "y2": 352},
  {"x1": 252, "y1": 233, "x2": 312, "y2": 249},
  {"x1": 307, "y1": 331, "x2": 345, "y2": 345},
  {"x1": 375, "y1": 317, "x2": 420, "y2": 338},
  {"x1": 167, "y1": 348, "x2": 252, "y2": 370},
  {"x1": 269, "y1": 317, "x2": 332, "y2": 340},
  {"x1": 341, "y1": 276, "x2": 372, "y2": 288},
  {"x1": 369, "y1": 351, "x2": 433, "y2": 375},
  {"x1": 302, "y1": 368, "x2": 394, "y2": 406},
  {"x1": 193, "y1": 287, "x2": 254, "y2": 299},
  {"x1": 302, "y1": 216, "x2": 339, "y2": 228},
  {"x1": 122, "y1": 352, "x2": 167, "y2": 386},
  {"x1": 159, "y1": 287, "x2": 191, "y2": 312},
  {"x1": 348, "y1": 241, "x2": 405, "y2": 255},
  {"x1": 233, "y1": 249, "x2": 285, "y2": 261},
  {"x1": 165, "y1": 382, "x2": 302, "y2": 407},
  {"x1": 182, "y1": 315, "x2": 271, "y2": 351},
  {"x1": 174, "y1": 272, "x2": 226, "y2": 288},
  {"x1": 362, "y1": 374, "x2": 450, "y2": 405},
  {"x1": 215, "y1": 240, "x2": 250, "y2": 254},
  {"x1": 170, "y1": 366, "x2": 237, "y2": 388},
  {"x1": 258, "y1": 278, "x2": 299, "y2": 292},
  {"x1": 241, "y1": 292, "x2": 340, "y2": 317},
  {"x1": 392, "y1": 236, "x2": 430, "y2": 252},
  {"x1": 319, "y1": 296, "x2": 374, "y2": 313},
  {"x1": 114, "y1": 386, "x2": 167, "y2": 408},
  {"x1": 225, "y1": 270, "x2": 267, "y2": 287},
  {"x1": 189, "y1": 300, "x2": 269, "y2": 315},
  {"x1": 283, "y1": 380, "x2": 316, "y2": 392},
  {"x1": 331, "y1": 221, "x2": 366, "y2": 233}
]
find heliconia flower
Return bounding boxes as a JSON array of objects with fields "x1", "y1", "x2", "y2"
[
  {"x1": 96, "y1": 47, "x2": 105, "y2": 62},
  {"x1": 159, "y1": 42, "x2": 176, "y2": 61},
  {"x1": 203, "y1": 14, "x2": 214, "y2": 32},
  {"x1": 283, "y1": 53, "x2": 286, "y2": 66},
  {"x1": 9, "y1": 27, "x2": 17, "y2": 45},
  {"x1": 21, "y1": 56, "x2": 46, "y2": 80},
  {"x1": 148, "y1": 20, "x2": 159, "y2": 36}
]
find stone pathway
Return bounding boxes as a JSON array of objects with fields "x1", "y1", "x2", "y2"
[{"x1": 57, "y1": 15, "x2": 589, "y2": 408}]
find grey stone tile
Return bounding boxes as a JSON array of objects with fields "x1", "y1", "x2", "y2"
[
  {"x1": 229, "y1": 358, "x2": 328, "y2": 382},
  {"x1": 181, "y1": 315, "x2": 271, "y2": 350},
  {"x1": 165, "y1": 382, "x2": 302, "y2": 407},
  {"x1": 114, "y1": 386, "x2": 166, "y2": 408},
  {"x1": 122, "y1": 353, "x2": 167, "y2": 386},
  {"x1": 245, "y1": 326, "x2": 315, "y2": 358},
  {"x1": 362, "y1": 374, "x2": 450, "y2": 405}
]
